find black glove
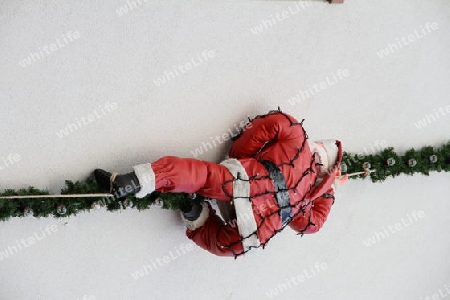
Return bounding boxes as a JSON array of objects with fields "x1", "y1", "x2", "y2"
[{"x1": 180, "y1": 200, "x2": 203, "y2": 221}]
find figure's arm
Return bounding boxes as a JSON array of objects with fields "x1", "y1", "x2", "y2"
[
  {"x1": 185, "y1": 202, "x2": 244, "y2": 257},
  {"x1": 289, "y1": 188, "x2": 335, "y2": 234},
  {"x1": 229, "y1": 111, "x2": 305, "y2": 159}
]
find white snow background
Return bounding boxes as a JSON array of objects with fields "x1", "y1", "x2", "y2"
[{"x1": 1, "y1": 0, "x2": 450, "y2": 299}]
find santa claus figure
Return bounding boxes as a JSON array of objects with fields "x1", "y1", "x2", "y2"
[{"x1": 94, "y1": 109, "x2": 343, "y2": 258}]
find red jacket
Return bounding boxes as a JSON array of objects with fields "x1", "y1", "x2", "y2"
[{"x1": 181, "y1": 110, "x2": 343, "y2": 257}]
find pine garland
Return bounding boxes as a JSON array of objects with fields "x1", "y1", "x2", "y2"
[
  {"x1": 0, "y1": 179, "x2": 204, "y2": 222},
  {"x1": 341, "y1": 141, "x2": 450, "y2": 182},
  {"x1": 1, "y1": 141, "x2": 449, "y2": 221}
]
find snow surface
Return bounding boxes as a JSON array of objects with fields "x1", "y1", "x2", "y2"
[{"x1": 1, "y1": 0, "x2": 450, "y2": 299}]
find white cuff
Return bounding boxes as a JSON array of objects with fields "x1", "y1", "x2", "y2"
[{"x1": 133, "y1": 163, "x2": 156, "y2": 198}]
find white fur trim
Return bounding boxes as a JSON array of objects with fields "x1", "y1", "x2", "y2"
[
  {"x1": 183, "y1": 202, "x2": 210, "y2": 231},
  {"x1": 220, "y1": 158, "x2": 260, "y2": 251},
  {"x1": 321, "y1": 140, "x2": 339, "y2": 168},
  {"x1": 311, "y1": 143, "x2": 329, "y2": 175},
  {"x1": 311, "y1": 140, "x2": 339, "y2": 175},
  {"x1": 133, "y1": 163, "x2": 156, "y2": 198}
]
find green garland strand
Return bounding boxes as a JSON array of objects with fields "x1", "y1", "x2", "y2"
[
  {"x1": 341, "y1": 141, "x2": 450, "y2": 182},
  {"x1": 1, "y1": 141, "x2": 449, "y2": 221},
  {"x1": 0, "y1": 180, "x2": 204, "y2": 222}
]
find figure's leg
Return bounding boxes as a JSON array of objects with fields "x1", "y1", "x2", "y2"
[
  {"x1": 94, "y1": 156, "x2": 234, "y2": 200},
  {"x1": 150, "y1": 156, "x2": 234, "y2": 199}
]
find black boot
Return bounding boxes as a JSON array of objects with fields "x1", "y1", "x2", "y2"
[{"x1": 94, "y1": 169, "x2": 141, "y2": 199}]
